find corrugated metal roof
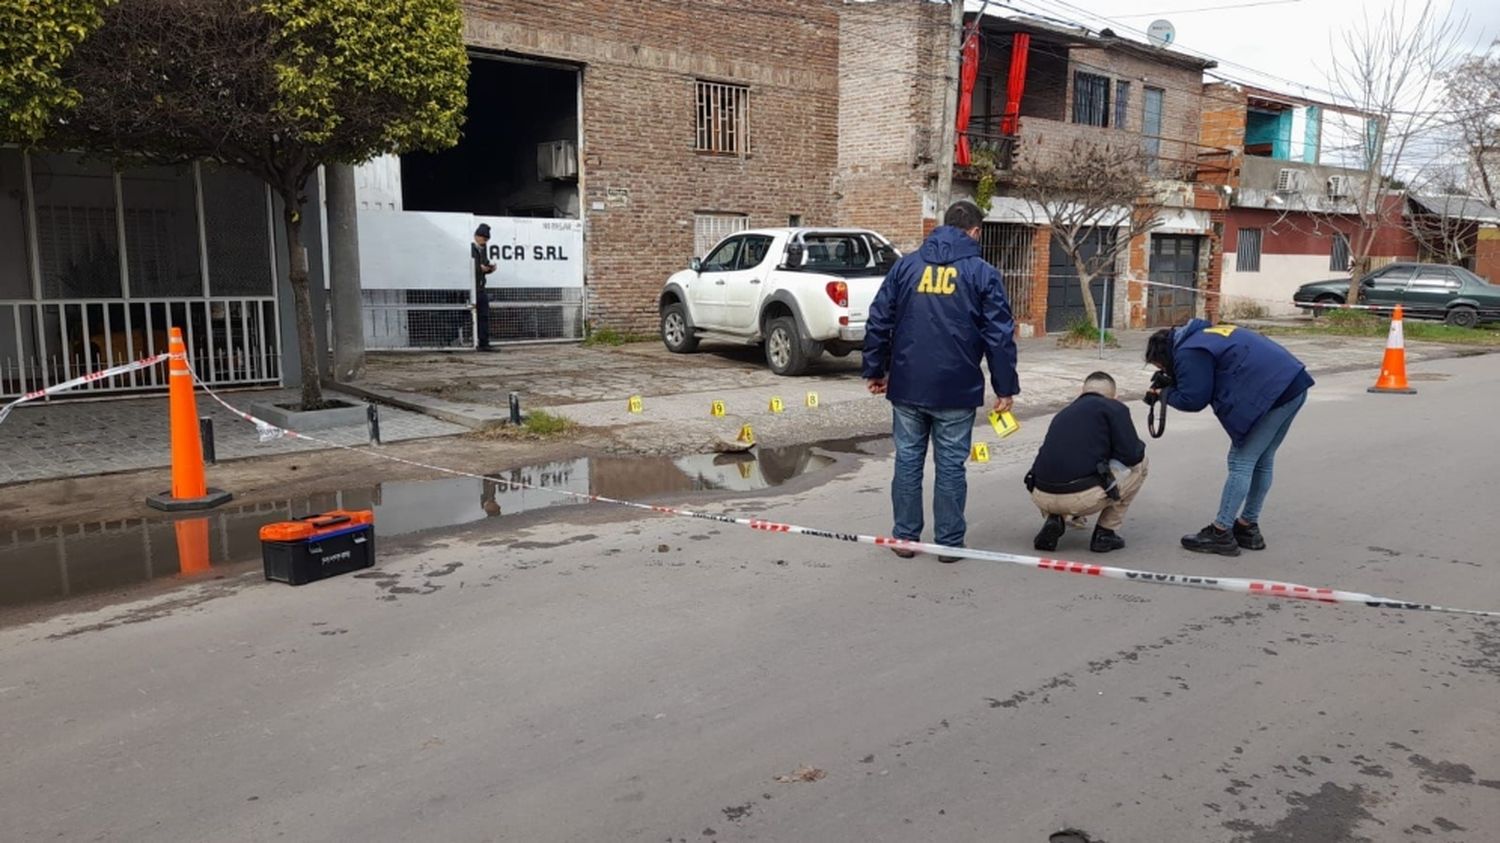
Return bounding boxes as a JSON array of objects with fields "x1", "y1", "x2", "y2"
[{"x1": 1409, "y1": 194, "x2": 1500, "y2": 224}]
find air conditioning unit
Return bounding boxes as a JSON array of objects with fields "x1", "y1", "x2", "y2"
[
  {"x1": 1275, "y1": 168, "x2": 1302, "y2": 193},
  {"x1": 537, "y1": 140, "x2": 578, "y2": 181},
  {"x1": 1326, "y1": 175, "x2": 1350, "y2": 199}
]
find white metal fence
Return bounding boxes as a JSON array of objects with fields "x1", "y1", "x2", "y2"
[
  {"x1": 0, "y1": 297, "x2": 280, "y2": 398},
  {"x1": 361, "y1": 287, "x2": 585, "y2": 350}
]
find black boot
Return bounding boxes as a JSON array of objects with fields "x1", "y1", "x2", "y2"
[
  {"x1": 1090, "y1": 526, "x2": 1125, "y2": 553},
  {"x1": 1034, "y1": 514, "x2": 1066, "y2": 552},
  {"x1": 1233, "y1": 521, "x2": 1266, "y2": 551},
  {"x1": 1181, "y1": 524, "x2": 1241, "y2": 556}
]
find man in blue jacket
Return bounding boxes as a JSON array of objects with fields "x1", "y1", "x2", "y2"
[
  {"x1": 1145, "y1": 320, "x2": 1314, "y2": 556},
  {"x1": 863, "y1": 200, "x2": 1020, "y2": 562}
]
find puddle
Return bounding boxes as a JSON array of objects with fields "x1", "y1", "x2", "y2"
[{"x1": 0, "y1": 444, "x2": 839, "y2": 613}]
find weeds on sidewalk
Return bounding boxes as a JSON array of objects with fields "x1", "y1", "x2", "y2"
[
  {"x1": 583, "y1": 327, "x2": 655, "y2": 347},
  {"x1": 1261, "y1": 309, "x2": 1500, "y2": 346},
  {"x1": 1056, "y1": 320, "x2": 1118, "y2": 348},
  {"x1": 472, "y1": 409, "x2": 578, "y2": 441}
]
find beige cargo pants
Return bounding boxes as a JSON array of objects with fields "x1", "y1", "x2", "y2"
[{"x1": 1030, "y1": 457, "x2": 1149, "y2": 531}]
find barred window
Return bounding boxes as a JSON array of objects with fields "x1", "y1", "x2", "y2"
[
  {"x1": 1114, "y1": 80, "x2": 1131, "y2": 130},
  {"x1": 1236, "y1": 228, "x2": 1262, "y2": 273},
  {"x1": 1072, "y1": 72, "x2": 1111, "y2": 127},
  {"x1": 693, "y1": 212, "x2": 748, "y2": 258},
  {"x1": 1330, "y1": 232, "x2": 1350, "y2": 271},
  {"x1": 695, "y1": 80, "x2": 748, "y2": 156}
]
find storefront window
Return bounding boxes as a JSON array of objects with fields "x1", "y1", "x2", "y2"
[{"x1": 30, "y1": 154, "x2": 122, "y2": 299}]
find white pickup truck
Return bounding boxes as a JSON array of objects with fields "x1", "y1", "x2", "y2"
[{"x1": 657, "y1": 227, "x2": 900, "y2": 375}]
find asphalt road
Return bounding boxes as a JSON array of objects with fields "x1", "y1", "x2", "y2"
[{"x1": 2, "y1": 356, "x2": 1497, "y2": 842}]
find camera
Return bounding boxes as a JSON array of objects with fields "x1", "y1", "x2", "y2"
[{"x1": 1143, "y1": 369, "x2": 1173, "y2": 406}]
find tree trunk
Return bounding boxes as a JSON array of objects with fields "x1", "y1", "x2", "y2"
[
  {"x1": 1074, "y1": 253, "x2": 1100, "y2": 330},
  {"x1": 325, "y1": 164, "x2": 366, "y2": 382},
  {"x1": 279, "y1": 190, "x2": 325, "y2": 410}
]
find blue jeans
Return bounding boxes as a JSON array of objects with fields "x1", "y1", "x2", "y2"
[
  {"x1": 891, "y1": 403, "x2": 976, "y2": 548},
  {"x1": 1215, "y1": 390, "x2": 1307, "y2": 528}
]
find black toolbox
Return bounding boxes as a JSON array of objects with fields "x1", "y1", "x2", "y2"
[{"x1": 259, "y1": 510, "x2": 375, "y2": 585}]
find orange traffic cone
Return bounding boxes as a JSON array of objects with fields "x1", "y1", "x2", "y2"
[
  {"x1": 174, "y1": 518, "x2": 213, "y2": 575},
  {"x1": 147, "y1": 327, "x2": 233, "y2": 511},
  {"x1": 1368, "y1": 305, "x2": 1417, "y2": 395}
]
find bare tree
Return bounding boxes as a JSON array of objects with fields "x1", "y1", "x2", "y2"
[
  {"x1": 1442, "y1": 49, "x2": 1500, "y2": 207},
  {"x1": 1322, "y1": 0, "x2": 1467, "y2": 301},
  {"x1": 1009, "y1": 139, "x2": 1170, "y2": 330}
]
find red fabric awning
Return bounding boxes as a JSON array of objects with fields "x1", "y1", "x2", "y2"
[{"x1": 955, "y1": 24, "x2": 980, "y2": 167}]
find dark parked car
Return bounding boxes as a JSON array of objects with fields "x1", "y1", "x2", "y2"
[{"x1": 1293, "y1": 262, "x2": 1500, "y2": 327}]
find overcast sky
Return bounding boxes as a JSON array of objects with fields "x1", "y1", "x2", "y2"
[{"x1": 981, "y1": 0, "x2": 1500, "y2": 101}]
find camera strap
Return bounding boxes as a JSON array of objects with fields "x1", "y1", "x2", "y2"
[{"x1": 1148, "y1": 398, "x2": 1167, "y2": 439}]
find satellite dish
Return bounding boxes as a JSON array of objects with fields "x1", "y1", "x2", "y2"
[{"x1": 1147, "y1": 19, "x2": 1176, "y2": 48}]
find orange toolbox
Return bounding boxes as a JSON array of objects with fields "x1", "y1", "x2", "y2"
[{"x1": 259, "y1": 510, "x2": 375, "y2": 585}]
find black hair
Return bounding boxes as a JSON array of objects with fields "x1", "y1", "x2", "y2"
[
  {"x1": 1145, "y1": 328, "x2": 1175, "y2": 371},
  {"x1": 943, "y1": 199, "x2": 984, "y2": 231}
]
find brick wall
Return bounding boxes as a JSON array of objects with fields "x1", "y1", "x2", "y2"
[
  {"x1": 1476, "y1": 227, "x2": 1500, "y2": 284},
  {"x1": 463, "y1": 0, "x2": 840, "y2": 333},
  {"x1": 836, "y1": 0, "x2": 945, "y2": 252}
]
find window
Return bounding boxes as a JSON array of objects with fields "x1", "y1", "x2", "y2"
[
  {"x1": 1408, "y1": 265, "x2": 1458, "y2": 288},
  {"x1": 1142, "y1": 87, "x2": 1165, "y2": 172},
  {"x1": 693, "y1": 212, "x2": 748, "y2": 258},
  {"x1": 701, "y1": 234, "x2": 773, "y2": 272},
  {"x1": 1235, "y1": 228, "x2": 1262, "y2": 272},
  {"x1": 1114, "y1": 80, "x2": 1131, "y2": 130},
  {"x1": 798, "y1": 234, "x2": 872, "y2": 272},
  {"x1": 1072, "y1": 72, "x2": 1111, "y2": 127},
  {"x1": 695, "y1": 80, "x2": 748, "y2": 155},
  {"x1": 739, "y1": 235, "x2": 773, "y2": 270},
  {"x1": 1330, "y1": 232, "x2": 1350, "y2": 272}
]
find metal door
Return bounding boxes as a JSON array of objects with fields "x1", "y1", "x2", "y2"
[
  {"x1": 1147, "y1": 235, "x2": 1202, "y2": 326},
  {"x1": 1045, "y1": 229, "x2": 1114, "y2": 333}
]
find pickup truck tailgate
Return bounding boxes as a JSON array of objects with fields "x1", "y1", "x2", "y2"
[{"x1": 846, "y1": 273, "x2": 886, "y2": 323}]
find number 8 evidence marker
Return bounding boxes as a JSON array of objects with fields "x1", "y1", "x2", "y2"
[{"x1": 805, "y1": 391, "x2": 819, "y2": 408}]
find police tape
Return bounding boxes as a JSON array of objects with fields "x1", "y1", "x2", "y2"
[
  {"x1": 0, "y1": 353, "x2": 169, "y2": 427},
  {"x1": 190, "y1": 370, "x2": 1500, "y2": 620}
]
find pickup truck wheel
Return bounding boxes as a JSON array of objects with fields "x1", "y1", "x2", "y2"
[
  {"x1": 1444, "y1": 305, "x2": 1478, "y2": 329},
  {"x1": 660, "y1": 303, "x2": 699, "y2": 353},
  {"x1": 765, "y1": 316, "x2": 820, "y2": 376}
]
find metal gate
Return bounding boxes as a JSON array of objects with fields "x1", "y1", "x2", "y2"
[
  {"x1": 1045, "y1": 229, "x2": 1115, "y2": 333},
  {"x1": 980, "y1": 223, "x2": 1035, "y2": 321},
  {"x1": 360, "y1": 287, "x2": 586, "y2": 350},
  {"x1": 1147, "y1": 235, "x2": 1203, "y2": 327}
]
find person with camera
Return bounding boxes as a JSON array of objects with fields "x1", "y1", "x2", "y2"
[
  {"x1": 1026, "y1": 372, "x2": 1147, "y2": 554},
  {"x1": 1145, "y1": 320, "x2": 1314, "y2": 556}
]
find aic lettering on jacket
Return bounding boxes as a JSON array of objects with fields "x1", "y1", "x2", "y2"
[{"x1": 915, "y1": 265, "x2": 958, "y2": 295}]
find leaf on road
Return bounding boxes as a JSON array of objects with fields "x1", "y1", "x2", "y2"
[{"x1": 774, "y1": 765, "x2": 826, "y2": 783}]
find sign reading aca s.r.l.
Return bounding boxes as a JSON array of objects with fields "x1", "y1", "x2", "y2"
[{"x1": 473, "y1": 216, "x2": 584, "y2": 289}]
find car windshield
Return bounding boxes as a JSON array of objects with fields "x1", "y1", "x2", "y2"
[{"x1": 793, "y1": 233, "x2": 874, "y2": 272}]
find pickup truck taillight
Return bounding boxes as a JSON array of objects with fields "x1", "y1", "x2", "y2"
[{"x1": 825, "y1": 281, "x2": 849, "y2": 308}]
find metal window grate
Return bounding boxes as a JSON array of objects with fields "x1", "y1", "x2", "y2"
[
  {"x1": 693, "y1": 213, "x2": 749, "y2": 258},
  {"x1": 695, "y1": 80, "x2": 749, "y2": 155},
  {"x1": 980, "y1": 223, "x2": 1035, "y2": 321},
  {"x1": 1236, "y1": 228, "x2": 1262, "y2": 273},
  {"x1": 1114, "y1": 80, "x2": 1131, "y2": 130},
  {"x1": 1072, "y1": 72, "x2": 1111, "y2": 128}
]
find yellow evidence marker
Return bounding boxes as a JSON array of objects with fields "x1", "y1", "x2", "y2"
[
  {"x1": 711, "y1": 400, "x2": 726, "y2": 417},
  {"x1": 628, "y1": 395, "x2": 643, "y2": 414},
  {"x1": 769, "y1": 396, "x2": 785, "y2": 414},
  {"x1": 805, "y1": 391, "x2": 820, "y2": 408},
  {"x1": 988, "y1": 409, "x2": 1020, "y2": 439},
  {"x1": 737, "y1": 424, "x2": 755, "y2": 445},
  {"x1": 970, "y1": 442, "x2": 991, "y2": 463}
]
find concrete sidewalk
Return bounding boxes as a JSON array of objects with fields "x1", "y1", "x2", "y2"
[{"x1": 357, "y1": 330, "x2": 1470, "y2": 455}]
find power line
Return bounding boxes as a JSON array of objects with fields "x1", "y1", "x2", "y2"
[{"x1": 1111, "y1": 0, "x2": 1302, "y2": 18}]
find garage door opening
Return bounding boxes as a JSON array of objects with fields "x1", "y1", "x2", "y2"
[{"x1": 359, "y1": 54, "x2": 584, "y2": 349}]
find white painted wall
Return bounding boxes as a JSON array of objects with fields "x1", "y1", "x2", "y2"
[{"x1": 1222, "y1": 253, "x2": 1337, "y2": 315}]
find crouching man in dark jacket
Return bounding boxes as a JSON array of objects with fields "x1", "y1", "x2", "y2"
[
  {"x1": 1146, "y1": 320, "x2": 1314, "y2": 556},
  {"x1": 1027, "y1": 372, "x2": 1147, "y2": 554}
]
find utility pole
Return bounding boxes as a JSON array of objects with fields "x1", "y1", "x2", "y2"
[
  {"x1": 325, "y1": 163, "x2": 367, "y2": 382},
  {"x1": 934, "y1": 0, "x2": 965, "y2": 214}
]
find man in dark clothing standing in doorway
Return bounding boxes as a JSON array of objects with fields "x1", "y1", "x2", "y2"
[
  {"x1": 1027, "y1": 372, "x2": 1148, "y2": 554},
  {"x1": 863, "y1": 199, "x2": 1020, "y2": 563},
  {"x1": 472, "y1": 223, "x2": 497, "y2": 351}
]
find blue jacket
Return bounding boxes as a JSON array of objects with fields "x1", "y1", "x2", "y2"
[
  {"x1": 1165, "y1": 320, "x2": 1314, "y2": 446},
  {"x1": 862, "y1": 226, "x2": 1020, "y2": 409}
]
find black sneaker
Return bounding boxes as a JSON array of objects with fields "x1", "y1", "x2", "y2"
[
  {"x1": 1090, "y1": 526, "x2": 1125, "y2": 553},
  {"x1": 938, "y1": 555, "x2": 962, "y2": 564},
  {"x1": 1233, "y1": 521, "x2": 1266, "y2": 551},
  {"x1": 1181, "y1": 524, "x2": 1241, "y2": 556},
  {"x1": 1034, "y1": 515, "x2": 1066, "y2": 552}
]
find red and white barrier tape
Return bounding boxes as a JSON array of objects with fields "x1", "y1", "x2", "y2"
[
  {"x1": 191, "y1": 370, "x2": 1500, "y2": 620},
  {"x1": 0, "y1": 353, "x2": 169, "y2": 427}
]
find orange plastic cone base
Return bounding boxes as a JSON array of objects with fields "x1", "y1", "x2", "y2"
[{"x1": 1368, "y1": 306, "x2": 1416, "y2": 395}]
